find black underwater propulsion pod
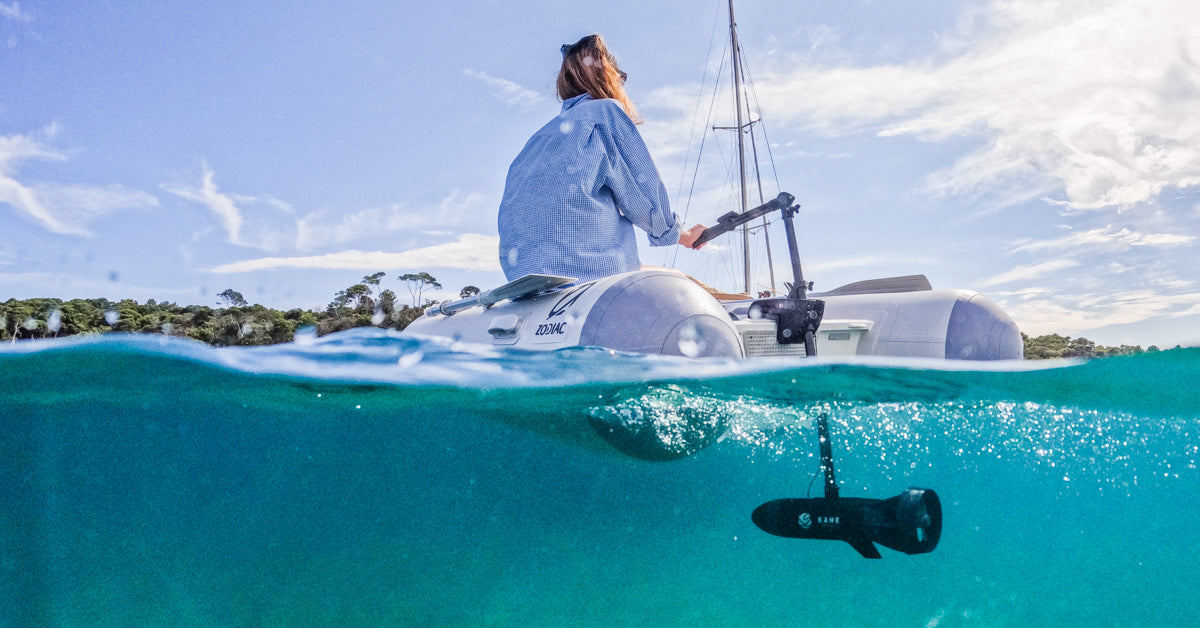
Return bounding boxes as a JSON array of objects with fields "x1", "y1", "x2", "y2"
[
  {"x1": 751, "y1": 413, "x2": 942, "y2": 559},
  {"x1": 751, "y1": 487, "x2": 942, "y2": 559}
]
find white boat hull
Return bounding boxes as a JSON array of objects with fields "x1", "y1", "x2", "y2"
[{"x1": 403, "y1": 269, "x2": 1023, "y2": 361}]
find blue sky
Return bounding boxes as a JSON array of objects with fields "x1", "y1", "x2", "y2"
[{"x1": 2, "y1": 0, "x2": 1198, "y2": 348}]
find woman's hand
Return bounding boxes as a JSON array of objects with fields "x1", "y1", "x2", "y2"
[{"x1": 679, "y1": 224, "x2": 708, "y2": 249}]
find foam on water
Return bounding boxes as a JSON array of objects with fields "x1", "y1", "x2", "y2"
[{"x1": 2, "y1": 329, "x2": 1198, "y2": 625}]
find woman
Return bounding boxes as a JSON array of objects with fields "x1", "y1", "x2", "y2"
[{"x1": 497, "y1": 34, "x2": 705, "y2": 283}]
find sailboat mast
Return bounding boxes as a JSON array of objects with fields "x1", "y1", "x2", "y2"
[{"x1": 728, "y1": 0, "x2": 751, "y2": 294}]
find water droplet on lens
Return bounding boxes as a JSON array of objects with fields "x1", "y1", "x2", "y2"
[
  {"x1": 47, "y1": 310, "x2": 62, "y2": 333},
  {"x1": 104, "y1": 310, "x2": 119, "y2": 325},
  {"x1": 398, "y1": 350, "x2": 424, "y2": 368},
  {"x1": 559, "y1": 120, "x2": 575, "y2": 134},
  {"x1": 371, "y1": 308, "x2": 385, "y2": 325},
  {"x1": 294, "y1": 326, "x2": 317, "y2": 346},
  {"x1": 506, "y1": 247, "x2": 519, "y2": 266},
  {"x1": 23, "y1": 317, "x2": 38, "y2": 331},
  {"x1": 676, "y1": 321, "x2": 706, "y2": 358}
]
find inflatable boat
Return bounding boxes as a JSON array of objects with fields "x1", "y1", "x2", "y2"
[
  {"x1": 405, "y1": 9, "x2": 962, "y2": 555},
  {"x1": 403, "y1": 194, "x2": 1023, "y2": 361}
]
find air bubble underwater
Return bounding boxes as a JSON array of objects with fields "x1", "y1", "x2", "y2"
[
  {"x1": 599, "y1": 388, "x2": 1199, "y2": 501},
  {"x1": 819, "y1": 400, "x2": 1197, "y2": 497},
  {"x1": 586, "y1": 384, "x2": 732, "y2": 461},
  {"x1": 586, "y1": 384, "x2": 819, "y2": 461}
]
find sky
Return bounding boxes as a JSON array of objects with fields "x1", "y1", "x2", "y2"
[{"x1": 2, "y1": 0, "x2": 1198, "y2": 348}]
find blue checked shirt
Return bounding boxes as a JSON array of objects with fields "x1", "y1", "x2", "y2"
[{"x1": 498, "y1": 94, "x2": 682, "y2": 282}]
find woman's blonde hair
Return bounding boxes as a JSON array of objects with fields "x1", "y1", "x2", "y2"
[{"x1": 557, "y1": 34, "x2": 641, "y2": 123}]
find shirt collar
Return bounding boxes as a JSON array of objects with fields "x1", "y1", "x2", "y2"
[{"x1": 561, "y1": 93, "x2": 593, "y2": 111}]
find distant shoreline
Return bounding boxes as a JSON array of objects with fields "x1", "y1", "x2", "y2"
[{"x1": 2, "y1": 296, "x2": 1185, "y2": 359}]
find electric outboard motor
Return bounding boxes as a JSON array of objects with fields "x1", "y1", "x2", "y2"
[
  {"x1": 751, "y1": 488, "x2": 941, "y2": 559},
  {"x1": 694, "y1": 192, "x2": 826, "y2": 356},
  {"x1": 752, "y1": 413, "x2": 942, "y2": 559}
]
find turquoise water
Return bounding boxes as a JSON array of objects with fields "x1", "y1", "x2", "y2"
[{"x1": 3, "y1": 329, "x2": 1198, "y2": 626}]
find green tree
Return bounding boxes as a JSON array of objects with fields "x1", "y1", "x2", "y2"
[
  {"x1": 344, "y1": 283, "x2": 371, "y2": 310},
  {"x1": 389, "y1": 305, "x2": 426, "y2": 330},
  {"x1": 460, "y1": 285, "x2": 481, "y2": 299},
  {"x1": 1023, "y1": 333, "x2": 1146, "y2": 360},
  {"x1": 1063, "y1": 336, "x2": 1096, "y2": 359},
  {"x1": 376, "y1": 289, "x2": 398, "y2": 326},
  {"x1": 361, "y1": 272, "x2": 386, "y2": 289},
  {"x1": 60, "y1": 299, "x2": 110, "y2": 336},
  {"x1": 398, "y1": 272, "x2": 442, "y2": 307},
  {"x1": 108, "y1": 299, "x2": 147, "y2": 333},
  {"x1": 1023, "y1": 333, "x2": 1069, "y2": 359},
  {"x1": 217, "y1": 289, "x2": 248, "y2": 308}
]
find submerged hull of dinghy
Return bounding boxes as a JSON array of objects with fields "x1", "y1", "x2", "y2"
[{"x1": 402, "y1": 269, "x2": 1023, "y2": 361}]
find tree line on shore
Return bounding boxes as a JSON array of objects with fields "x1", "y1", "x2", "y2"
[
  {"x1": 0, "y1": 272, "x2": 467, "y2": 347},
  {"x1": 1020, "y1": 332, "x2": 1169, "y2": 359},
  {"x1": 0, "y1": 272, "x2": 1177, "y2": 359}
]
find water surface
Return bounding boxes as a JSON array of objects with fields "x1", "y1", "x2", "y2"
[{"x1": 3, "y1": 329, "x2": 1197, "y2": 626}]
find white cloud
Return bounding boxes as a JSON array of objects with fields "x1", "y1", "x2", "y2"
[
  {"x1": 162, "y1": 162, "x2": 498, "y2": 257},
  {"x1": 980, "y1": 258, "x2": 1082, "y2": 287},
  {"x1": 0, "y1": 2, "x2": 30, "y2": 22},
  {"x1": 210, "y1": 234, "x2": 501, "y2": 274},
  {"x1": 463, "y1": 70, "x2": 547, "y2": 110},
  {"x1": 1011, "y1": 225, "x2": 1196, "y2": 254},
  {"x1": 989, "y1": 220, "x2": 1198, "y2": 333},
  {"x1": 295, "y1": 189, "x2": 494, "y2": 250},
  {"x1": 162, "y1": 163, "x2": 245, "y2": 244},
  {"x1": 33, "y1": 183, "x2": 159, "y2": 222},
  {"x1": 162, "y1": 162, "x2": 295, "y2": 251},
  {"x1": 1, "y1": 128, "x2": 157, "y2": 235},
  {"x1": 640, "y1": 84, "x2": 712, "y2": 163},
  {"x1": 0, "y1": 269, "x2": 198, "y2": 301},
  {"x1": 1173, "y1": 302, "x2": 1200, "y2": 319},
  {"x1": 754, "y1": 0, "x2": 1200, "y2": 212},
  {"x1": 1, "y1": 1, "x2": 30, "y2": 49},
  {"x1": 1003, "y1": 287, "x2": 1200, "y2": 337},
  {"x1": 0, "y1": 129, "x2": 77, "y2": 234}
]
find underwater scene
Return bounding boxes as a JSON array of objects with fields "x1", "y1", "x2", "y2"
[{"x1": 3, "y1": 328, "x2": 1198, "y2": 626}]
